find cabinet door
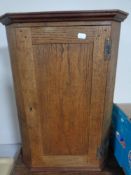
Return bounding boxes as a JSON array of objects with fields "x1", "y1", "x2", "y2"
[{"x1": 14, "y1": 26, "x2": 111, "y2": 170}]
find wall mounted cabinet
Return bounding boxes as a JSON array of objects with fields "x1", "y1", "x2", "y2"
[{"x1": 0, "y1": 10, "x2": 128, "y2": 172}]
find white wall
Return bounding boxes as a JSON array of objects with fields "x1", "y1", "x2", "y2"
[{"x1": 0, "y1": 0, "x2": 131, "y2": 144}]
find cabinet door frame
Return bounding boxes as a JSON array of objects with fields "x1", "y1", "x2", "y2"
[{"x1": 8, "y1": 25, "x2": 111, "y2": 169}]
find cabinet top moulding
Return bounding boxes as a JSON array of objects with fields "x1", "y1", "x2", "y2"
[{"x1": 0, "y1": 9, "x2": 128, "y2": 26}]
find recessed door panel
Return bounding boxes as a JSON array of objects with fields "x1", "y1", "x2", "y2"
[{"x1": 33, "y1": 43, "x2": 93, "y2": 155}]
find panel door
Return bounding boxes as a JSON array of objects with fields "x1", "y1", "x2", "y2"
[{"x1": 13, "y1": 25, "x2": 111, "y2": 169}]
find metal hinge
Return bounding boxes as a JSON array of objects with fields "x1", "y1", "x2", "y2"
[
  {"x1": 104, "y1": 38, "x2": 112, "y2": 59},
  {"x1": 96, "y1": 139, "x2": 109, "y2": 160},
  {"x1": 96, "y1": 146, "x2": 104, "y2": 160}
]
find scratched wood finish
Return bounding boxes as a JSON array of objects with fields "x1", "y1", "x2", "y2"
[{"x1": 1, "y1": 10, "x2": 128, "y2": 172}]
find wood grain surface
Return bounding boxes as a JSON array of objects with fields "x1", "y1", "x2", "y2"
[
  {"x1": 0, "y1": 10, "x2": 128, "y2": 25},
  {"x1": 4, "y1": 10, "x2": 128, "y2": 172},
  {"x1": 6, "y1": 24, "x2": 120, "y2": 170},
  {"x1": 12, "y1": 151, "x2": 125, "y2": 175}
]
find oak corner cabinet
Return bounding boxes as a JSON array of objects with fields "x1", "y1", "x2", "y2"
[{"x1": 0, "y1": 10, "x2": 128, "y2": 172}]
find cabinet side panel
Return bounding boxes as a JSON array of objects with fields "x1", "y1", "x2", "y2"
[
  {"x1": 6, "y1": 26, "x2": 32, "y2": 166},
  {"x1": 102, "y1": 22, "x2": 121, "y2": 145}
]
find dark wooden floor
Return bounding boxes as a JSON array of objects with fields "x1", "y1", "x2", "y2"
[{"x1": 12, "y1": 153, "x2": 124, "y2": 175}]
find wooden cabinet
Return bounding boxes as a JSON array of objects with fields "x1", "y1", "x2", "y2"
[{"x1": 0, "y1": 10, "x2": 128, "y2": 172}]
